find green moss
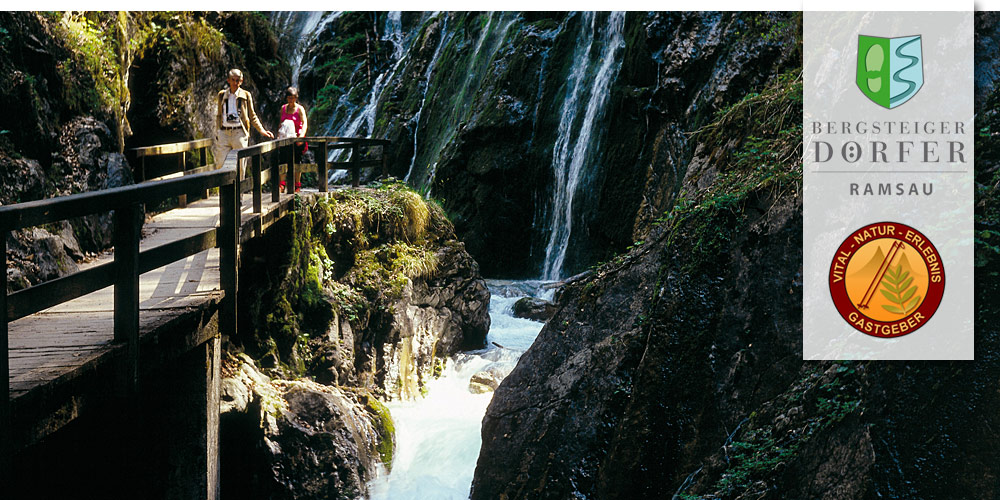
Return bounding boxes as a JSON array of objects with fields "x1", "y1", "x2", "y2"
[{"x1": 365, "y1": 394, "x2": 396, "y2": 470}]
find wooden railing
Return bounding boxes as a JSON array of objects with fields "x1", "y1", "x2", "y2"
[
  {"x1": 0, "y1": 163, "x2": 242, "y2": 470},
  {"x1": 1, "y1": 135, "x2": 390, "y2": 467},
  {"x1": 131, "y1": 136, "x2": 391, "y2": 200},
  {"x1": 132, "y1": 138, "x2": 214, "y2": 183}
]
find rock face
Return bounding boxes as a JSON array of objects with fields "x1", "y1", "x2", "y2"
[
  {"x1": 128, "y1": 12, "x2": 290, "y2": 150},
  {"x1": 229, "y1": 184, "x2": 490, "y2": 497},
  {"x1": 238, "y1": 184, "x2": 490, "y2": 400},
  {"x1": 287, "y1": 12, "x2": 798, "y2": 278},
  {"x1": 473, "y1": 14, "x2": 1000, "y2": 500},
  {"x1": 220, "y1": 354, "x2": 392, "y2": 500}
]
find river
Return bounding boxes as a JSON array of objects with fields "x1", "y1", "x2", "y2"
[{"x1": 368, "y1": 280, "x2": 549, "y2": 499}]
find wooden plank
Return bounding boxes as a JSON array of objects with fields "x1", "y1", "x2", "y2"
[
  {"x1": 7, "y1": 261, "x2": 118, "y2": 322},
  {"x1": 252, "y1": 154, "x2": 262, "y2": 213},
  {"x1": 7, "y1": 230, "x2": 216, "y2": 322},
  {"x1": 283, "y1": 145, "x2": 294, "y2": 195},
  {"x1": 2, "y1": 227, "x2": 9, "y2": 482},
  {"x1": 270, "y1": 150, "x2": 280, "y2": 203},
  {"x1": 350, "y1": 145, "x2": 360, "y2": 187},
  {"x1": 219, "y1": 182, "x2": 238, "y2": 339},
  {"x1": 140, "y1": 229, "x2": 217, "y2": 274}
]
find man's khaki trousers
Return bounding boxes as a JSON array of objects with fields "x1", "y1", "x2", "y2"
[{"x1": 213, "y1": 127, "x2": 248, "y2": 169}]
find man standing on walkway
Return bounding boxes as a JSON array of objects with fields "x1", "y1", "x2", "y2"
[{"x1": 214, "y1": 68, "x2": 273, "y2": 168}]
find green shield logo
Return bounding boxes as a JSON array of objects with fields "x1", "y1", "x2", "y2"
[{"x1": 857, "y1": 35, "x2": 923, "y2": 109}]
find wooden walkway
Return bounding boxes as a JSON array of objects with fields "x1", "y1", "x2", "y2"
[{"x1": 7, "y1": 190, "x2": 302, "y2": 449}]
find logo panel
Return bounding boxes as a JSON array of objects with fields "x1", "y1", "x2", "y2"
[
  {"x1": 856, "y1": 35, "x2": 923, "y2": 109},
  {"x1": 829, "y1": 222, "x2": 944, "y2": 338}
]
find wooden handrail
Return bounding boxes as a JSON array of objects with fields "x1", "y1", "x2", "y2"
[
  {"x1": 132, "y1": 138, "x2": 214, "y2": 157},
  {"x1": 0, "y1": 168, "x2": 235, "y2": 232},
  {"x1": 133, "y1": 135, "x2": 391, "y2": 194}
]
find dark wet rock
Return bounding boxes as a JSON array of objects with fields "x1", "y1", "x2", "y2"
[
  {"x1": 977, "y1": 12, "x2": 1000, "y2": 108},
  {"x1": 28, "y1": 226, "x2": 80, "y2": 282},
  {"x1": 473, "y1": 13, "x2": 1000, "y2": 500},
  {"x1": 0, "y1": 157, "x2": 46, "y2": 205},
  {"x1": 511, "y1": 296, "x2": 557, "y2": 322},
  {"x1": 220, "y1": 354, "x2": 391, "y2": 500}
]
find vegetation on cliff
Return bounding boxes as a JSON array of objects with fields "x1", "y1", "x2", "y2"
[
  {"x1": 236, "y1": 181, "x2": 487, "y2": 397},
  {"x1": 1, "y1": 11, "x2": 289, "y2": 291},
  {"x1": 224, "y1": 182, "x2": 489, "y2": 497}
]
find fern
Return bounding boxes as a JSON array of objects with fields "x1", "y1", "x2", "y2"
[{"x1": 879, "y1": 264, "x2": 921, "y2": 314}]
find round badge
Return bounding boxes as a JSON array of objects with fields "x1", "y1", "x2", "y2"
[{"x1": 829, "y1": 222, "x2": 944, "y2": 338}]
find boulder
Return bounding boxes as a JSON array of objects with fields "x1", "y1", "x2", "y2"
[
  {"x1": 511, "y1": 297, "x2": 557, "y2": 322},
  {"x1": 468, "y1": 365, "x2": 509, "y2": 394},
  {"x1": 220, "y1": 354, "x2": 393, "y2": 500},
  {"x1": 0, "y1": 157, "x2": 46, "y2": 205}
]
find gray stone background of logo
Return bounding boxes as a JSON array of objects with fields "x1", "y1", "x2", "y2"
[{"x1": 804, "y1": 11, "x2": 974, "y2": 360}]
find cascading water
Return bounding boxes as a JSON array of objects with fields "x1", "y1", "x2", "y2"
[
  {"x1": 368, "y1": 281, "x2": 546, "y2": 499},
  {"x1": 404, "y1": 12, "x2": 518, "y2": 190},
  {"x1": 541, "y1": 12, "x2": 626, "y2": 280},
  {"x1": 272, "y1": 11, "x2": 339, "y2": 86},
  {"x1": 322, "y1": 11, "x2": 414, "y2": 182},
  {"x1": 329, "y1": 11, "x2": 409, "y2": 138},
  {"x1": 404, "y1": 13, "x2": 449, "y2": 184}
]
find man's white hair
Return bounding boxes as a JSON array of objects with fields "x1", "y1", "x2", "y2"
[{"x1": 228, "y1": 68, "x2": 243, "y2": 80}]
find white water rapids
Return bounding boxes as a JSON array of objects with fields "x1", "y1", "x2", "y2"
[{"x1": 368, "y1": 281, "x2": 547, "y2": 499}]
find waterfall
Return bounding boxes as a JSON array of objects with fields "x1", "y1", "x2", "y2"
[
  {"x1": 368, "y1": 281, "x2": 546, "y2": 500},
  {"x1": 541, "y1": 12, "x2": 626, "y2": 280},
  {"x1": 328, "y1": 11, "x2": 409, "y2": 138},
  {"x1": 322, "y1": 12, "x2": 414, "y2": 182},
  {"x1": 272, "y1": 11, "x2": 339, "y2": 86},
  {"x1": 405, "y1": 12, "x2": 519, "y2": 190},
  {"x1": 404, "y1": 13, "x2": 449, "y2": 184}
]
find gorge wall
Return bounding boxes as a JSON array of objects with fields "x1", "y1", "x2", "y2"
[
  {"x1": 281, "y1": 12, "x2": 798, "y2": 279},
  {"x1": 472, "y1": 12, "x2": 1000, "y2": 500}
]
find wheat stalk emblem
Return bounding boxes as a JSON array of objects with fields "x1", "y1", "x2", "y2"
[{"x1": 879, "y1": 263, "x2": 921, "y2": 315}]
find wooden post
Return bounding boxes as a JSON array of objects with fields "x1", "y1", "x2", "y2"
[
  {"x1": 251, "y1": 153, "x2": 262, "y2": 214},
  {"x1": 381, "y1": 144, "x2": 388, "y2": 179},
  {"x1": 1, "y1": 227, "x2": 10, "y2": 484},
  {"x1": 137, "y1": 155, "x2": 146, "y2": 182},
  {"x1": 178, "y1": 152, "x2": 188, "y2": 208},
  {"x1": 219, "y1": 181, "x2": 238, "y2": 340},
  {"x1": 318, "y1": 141, "x2": 328, "y2": 193},
  {"x1": 350, "y1": 145, "x2": 360, "y2": 187},
  {"x1": 202, "y1": 147, "x2": 210, "y2": 199},
  {"x1": 270, "y1": 150, "x2": 280, "y2": 203},
  {"x1": 113, "y1": 202, "x2": 141, "y2": 395},
  {"x1": 284, "y1": 144, "x2": 295, "y2": 195}
]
